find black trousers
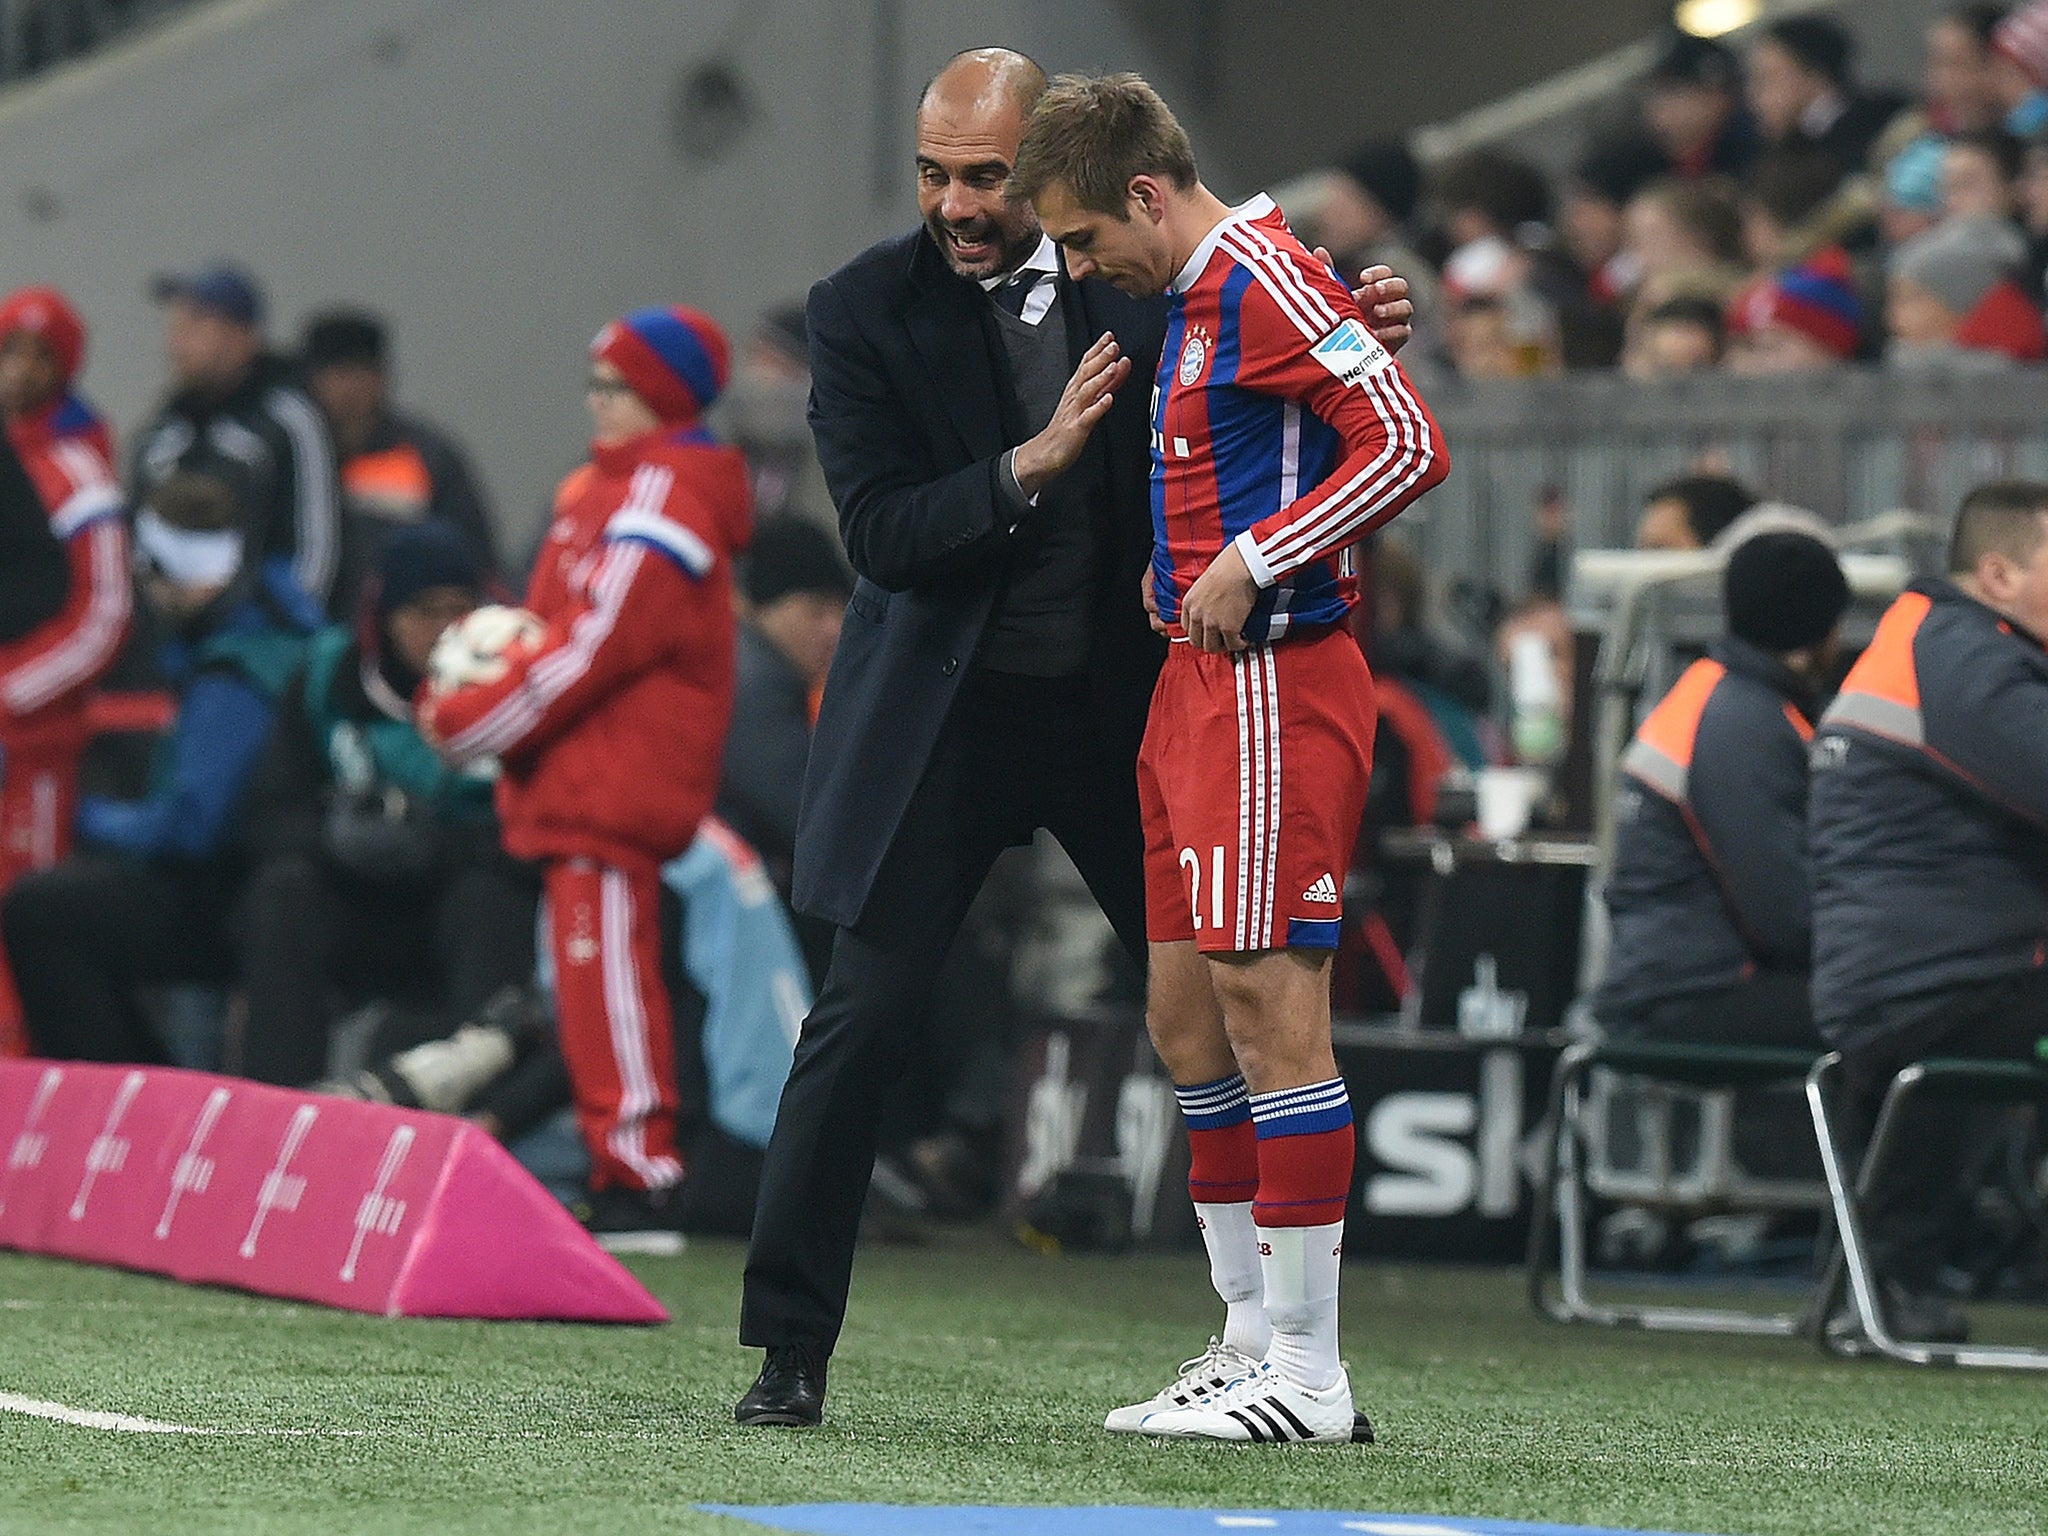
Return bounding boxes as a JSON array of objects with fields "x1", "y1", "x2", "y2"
[
  {"x1": 1633, "y1": 969, "x2": 1821, "y2": 1050},
  {"x1": 1841, "y1": 970, "x2": 2048, "y2": 1289},
  {"x1": 230, "y1": 847, "x2": 540, "y2": 1087},
  {"x1": 741, "y1": 670, "x2": 1148, "y2": 1352},
  {"x1": 4, "y1": 853, "x2": 238, "y2": 1064}
]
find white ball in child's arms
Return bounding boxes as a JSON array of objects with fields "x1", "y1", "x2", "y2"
[{"x1": 428, "y1": 605, "x2": 543, "y2": 691}]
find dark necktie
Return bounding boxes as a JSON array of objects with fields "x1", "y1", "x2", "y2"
[{"x1": 993, "y1": 269, "x2": 1046, "y2": 322}]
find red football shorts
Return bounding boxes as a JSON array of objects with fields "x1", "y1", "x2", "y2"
[{"x1": 1139, "y1": 626, "x2": 1376, "y2": 954}]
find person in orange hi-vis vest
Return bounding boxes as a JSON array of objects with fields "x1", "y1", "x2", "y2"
[{"x1": 419, "y1": 306, "x2": 751, "y2": 1253}]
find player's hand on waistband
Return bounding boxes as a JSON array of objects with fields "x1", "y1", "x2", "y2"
[
  {"x1": 1140, "y1": 562, "x2": 1169, "y2": 636},
  {"x1": 1319, "y1": 253, "x2": 1412, "y2": 354},
  {"x1": 1013, "y1": 333, "x2": 1129, "y2": 497},
  {"x1": 1180, "y1": 543, "x2": 1258, "y2": 654}
]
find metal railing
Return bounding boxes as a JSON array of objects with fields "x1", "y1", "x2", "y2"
[
  {"x1": 1407, "y1": 368, "x2": 2048, "y2": 599},
  {"x1": 0, "y1": 0, "x2": 196, "y2": 87}
]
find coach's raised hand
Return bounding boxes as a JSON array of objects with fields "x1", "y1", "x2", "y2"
[{"x1": 1012, "y1": 333, "x2": 1128, "y2": 497}]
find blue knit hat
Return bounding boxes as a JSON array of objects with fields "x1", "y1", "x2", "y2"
[{"x1": 592, "y1": 305, "x2": 730, "y2": 424}]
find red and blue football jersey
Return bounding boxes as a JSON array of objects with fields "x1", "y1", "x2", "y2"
[{"x1": 1150, "y1": 195, "x2": 1447, "y2": 642}]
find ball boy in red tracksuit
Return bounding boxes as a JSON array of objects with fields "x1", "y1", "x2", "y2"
[
  {"x1": 0, "y1": 288, "x2": 131, "y2": 1054},
  {"x1": 420, "y1": 307, "x2": 752, "y2": 1245}
]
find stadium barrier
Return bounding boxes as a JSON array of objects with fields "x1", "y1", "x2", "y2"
[
  {"x1": 1413, "y1": 369, "x2": 2048, "y2": 595},
  {"x1": 0, "y1": 1058, "x2": 667, "y2": 1322}
]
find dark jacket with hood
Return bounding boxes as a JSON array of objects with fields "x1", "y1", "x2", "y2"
[{"x1": 1596, "y1": 635, "x2": 1821, "y2": 1024}]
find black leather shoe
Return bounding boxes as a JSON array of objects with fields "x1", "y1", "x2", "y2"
[{"x1": 734, "y1": 1345, "x2": 829, "y2": 1426}]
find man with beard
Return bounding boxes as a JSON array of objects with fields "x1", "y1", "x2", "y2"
[{"x1": 735, "y1": 46, "x2": 1414, "y2": 1428}]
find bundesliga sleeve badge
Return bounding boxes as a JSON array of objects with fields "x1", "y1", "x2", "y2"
[{"x1": 1309, "y1": 318, "x2": 1394, "y2": 388}]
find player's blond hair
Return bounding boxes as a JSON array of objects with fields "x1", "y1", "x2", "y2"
[{"x1": 1009, "y1": 72, "x2": 1197, "y2": 216}]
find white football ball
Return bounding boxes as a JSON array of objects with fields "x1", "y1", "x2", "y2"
[{"x1": 427, "y1": 604, "x2": 543, "y2": 691}]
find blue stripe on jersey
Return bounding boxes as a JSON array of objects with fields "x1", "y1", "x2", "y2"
[{"x1": 1149, "y1": 304, "x2": 1186, "y2": 621}]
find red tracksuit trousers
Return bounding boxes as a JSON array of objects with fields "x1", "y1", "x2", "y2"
[
  {"x1": 544, "y1": 856, "x2": 684, "y2": 1191},
  {"x1": 0, "y1": 735, "x2": 79, "y2": 1055}
]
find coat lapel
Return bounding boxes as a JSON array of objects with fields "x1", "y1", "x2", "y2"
[{"x1": 903, "y1": 235, "x2": 1007, "y2": 462}]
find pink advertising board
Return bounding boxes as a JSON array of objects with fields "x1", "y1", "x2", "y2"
[{"x1": 0, "y1": 1060, "x2": 666, "y2": 1323}]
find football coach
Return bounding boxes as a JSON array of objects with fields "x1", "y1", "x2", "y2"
[{"x1": 735, "y1": 46, "x2": 1412, "y2": 1426}]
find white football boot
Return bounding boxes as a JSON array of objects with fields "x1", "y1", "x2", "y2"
[
  {"x1": 1103, "y1": 1338, "x2": 1261, "y2": 1433},
  {"x1": 1135, "y1": 1359, "x2": 1356, "y2": 1444}
]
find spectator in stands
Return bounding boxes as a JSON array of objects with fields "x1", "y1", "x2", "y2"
[
  {"x1": 1623, "y1": 178, "x2": 1749, "y2": 315},
  {"x1": 1940, "y1": 128, "x2": 2026, "y2": 220},
  {"x1": 1640, "y1": 30, "x2": 1757, "y2": 182},
  {"x1": 1561, "y1": 133, "x2": 1668, "y2": 310},
  {"x1": 1887, "y1": 214, "x2": 2047, "y2": 366},
  {"x1": 2019, "y1": 134, "x2": 2048, "y2": 291},
  {"x1": 1740, "y1": 148, "x2": 1876, "y2": 273},
  {"x1": 1745, "y1": 16, "x2": 1909, "y2": 177},
  {"x1": 1634, "y1": 473, "x2": 1757, "y2": 552},
  {"x1": 298, "y1": 310, "x2": 498, "y2": 614},
  {"x1": 1880, "y1": 134, "x2": 1949, "y2": 248},
  {"x1": 1433, "y1": 147, "x2": 1551, "y2": 301},
  {"x1": 0, "y1": 287, "x2": 130, "y2": 1053},
  {"x1": 1367, "y1": 540, "x2": 1490, "y2": 772},
  {"x1": 718, "y1": 306, "x2": 835, "y2": 528},
  {"x1": 718, "y1": 515, "x2": 853, "y2": 982},
  {"x1": 230, "y1": 522, "x2": 536, "y2": 1087},
  {"x1": 131, "y1": 264, "x2": 341, "y2": 611},
  {"x1": 1443, "y1": 296, "x2": 1522, "y2": 380},
  {"x1": 1318, "y1": 142, "x2": 1440, "y2": 331},
  {"x1": 418, "y1": 305, "x2": 752, "y2": 1249},
  {"x1": 1624, "y1": 295, "x2": 1726, "y2": 378},
  {"x1": 1924, "y1": 5, "x2": 2010, "y2": 136},
  {"x1": 1808, "y1": 479, "x2": 2048, "y2": 1340},
  {"x1": 1992, "y1": 2, "x2": 2048, "y2": 135},
  {"x1": 1725, "y1": 248, "x2": 1866, "y2": 374},
  {"x1": 1595, "y1": 531, "x2": 1848, "y2": 1048},
  {"x1": 2, "y1": 472, "x2": 321, "y2": 1065}
]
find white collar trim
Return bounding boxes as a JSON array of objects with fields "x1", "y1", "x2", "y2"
[
  {"x1": 1173, "y1": 193, "x2": 1276, "y2": 293},
  {"x1": 979, "y1": 234, "x2": 1060, "y2": 292}
]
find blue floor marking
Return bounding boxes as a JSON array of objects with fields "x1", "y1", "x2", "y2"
[{"x1": 702, "y1": 1506, "x2": 1725, "y2": 1536}]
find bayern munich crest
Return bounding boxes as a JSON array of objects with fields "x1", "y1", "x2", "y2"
[{"x1": 1178, "y1": 326, "x2": 1210, "y2": 386}]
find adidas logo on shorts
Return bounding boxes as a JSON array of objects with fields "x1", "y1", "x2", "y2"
[{"x1": 1302, "y1": 873, "x2": 1340, "y2": 904}]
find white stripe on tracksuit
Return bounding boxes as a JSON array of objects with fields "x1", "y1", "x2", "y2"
[
  {"x1": 442, "y1": 543, "x2": 641, "y2": 761},
  {"x1": 264, "y1": 387, "x2": 339, "y2": 603},
  {"x1": 599, "y1": 867, "x2": 682, "y2": 1189},
  {"x1": 1230, "y1": 645, "x2": 1283, "y2": 952},
  {"x1": 443, "y1": 466, "x2": 673, "y2": 761},
  {"x1": 0, "y1": 521, "x2": 129, "y2": 716},
  {"x1": 1216, "y1": 225, "x2": 1436, "y2": 578}
]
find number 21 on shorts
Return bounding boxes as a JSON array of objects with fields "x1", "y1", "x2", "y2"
[{"x1": 1179, "y1": 844, "x2": 1226, "y2": 931}]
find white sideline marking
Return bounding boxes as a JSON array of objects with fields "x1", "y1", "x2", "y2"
[
  {"x1": 1343, "y1": 1524, "x2": 1474, "y2": 1535},
  {"x1": 1215, "y1": 1522, "x2": 1278, "y2": 1531},
  {"x1": 0, "y1": 1392, "x2": 205, "y2": 1434}
]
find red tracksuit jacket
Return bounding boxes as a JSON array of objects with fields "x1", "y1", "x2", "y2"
[
  {"x1": 0, "y1": 400, "x2": 130, "y2": 750},
  {"x1": 421, "y1": 426, "x2": 752, "y2": 871}
]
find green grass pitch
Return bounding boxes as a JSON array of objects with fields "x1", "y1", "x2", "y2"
[{"x1": 0, "y1": 1237, "x2": 2040, "y2": 1536}]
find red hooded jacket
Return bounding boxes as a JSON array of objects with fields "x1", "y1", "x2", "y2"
[
  {"x1": 421, "y1": 426, "x2": 752, "y2": 871},
  {"x1": 0, "y1": 396, "x2": 129, "y2": 753}
]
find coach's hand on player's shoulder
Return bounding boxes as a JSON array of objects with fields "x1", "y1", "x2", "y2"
[
  {"x1": 1180, "y1": 543, "x2": 1259, "y2": 654},
  {"x1": 1013, "y1": 333, "x2": 1129, "y2": 498},
  {"x1": 1315, "y1": 251, "x2": 1413, "y2": 354}
]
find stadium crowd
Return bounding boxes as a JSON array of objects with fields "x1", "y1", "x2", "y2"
[
  {"x1": 0, "y1": 15, "x2": 2042, "y2": 1358},
  {"x1": 1284, "y1": 6, "x2": 2048, "y2": 379}
]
